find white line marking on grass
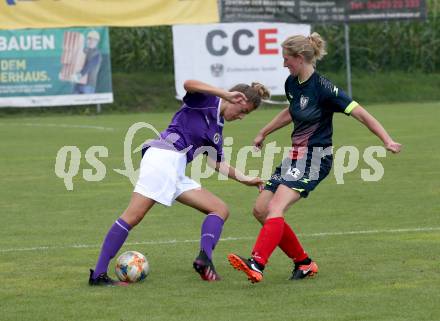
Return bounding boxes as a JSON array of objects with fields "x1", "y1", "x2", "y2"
[
  {"x1": 1, "y1": 122, "x2": 115, "y2": 131},
  {"x1": 0, "y1": 227, "x2": 439, "y2": 254},
  {"x1": 305, "y1": 227, "x2": 440, "y2": 237}
]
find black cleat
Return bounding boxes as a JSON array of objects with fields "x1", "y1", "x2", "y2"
[
  {"x1": 88, "y1": 269, "x2": 128, "y2": 287},
  {"x1": 289, "y1": 258, "x2": 318, "y2": 280},
  {"x1": 193, "y1": 250, "x2": 221, "y2": 281}
]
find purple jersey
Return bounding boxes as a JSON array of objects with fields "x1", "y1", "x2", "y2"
[{"x1": 147, "y1": 92, "x2": 224, "y2": 163}]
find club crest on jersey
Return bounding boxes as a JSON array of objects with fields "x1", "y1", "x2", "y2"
[
  {"x1": 300, "y1": 95, "x2": 309, "y2": 110},
  {"x1": 213, "y1": 133, "x2": 220, "y2": 144}
]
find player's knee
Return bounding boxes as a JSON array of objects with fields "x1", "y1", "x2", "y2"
[
  {"x1": 213, "y1": 201, "x2": 229, "y2": 221},
  {"x1": 252, "y1": 204, "x2": 267, "y2": 223}
]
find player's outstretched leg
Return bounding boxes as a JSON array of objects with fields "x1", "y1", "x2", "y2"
[
  {"x1": 227, "y1": 254, "x2": 264, "y2": 283},
  {"x1": 289, "y1": 257, "x2": 318, "y2": 280},
  {"x1": 88, "y1": 193, "x2": 155, "y2": 286}
]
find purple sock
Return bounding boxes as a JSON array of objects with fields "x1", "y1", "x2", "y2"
[
  {"x1": 200, "y1": 214, "x2": 224, "y2": 260},
  {"x1": 92, "y1": 218, "x2": 132, "y2": 279}
]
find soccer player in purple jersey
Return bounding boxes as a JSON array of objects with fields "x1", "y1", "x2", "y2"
[
  {"x1": 89, "y1": 80, "x2": 270, "y2": 285},
  {"x1": 228, "y1": 33, "x2": 402, "y2": 283}
]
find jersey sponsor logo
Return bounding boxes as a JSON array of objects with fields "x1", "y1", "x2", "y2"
[
  {"x1": 213, "y1": 132, "x2": 220, "y2": 144},
  {"x1": 300, "y1": 95, "x2": 309, "y2": 110}
]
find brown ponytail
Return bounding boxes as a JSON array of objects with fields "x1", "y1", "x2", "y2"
[{"x1": 229, "y1": 82, "x2": 270, "y2": 108}]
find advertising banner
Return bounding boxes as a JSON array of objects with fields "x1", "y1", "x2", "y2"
[
  {"x1": 0, "y1": 0, "x2": 219, "y2": 30},
  {"x1": 0, "y1": 27, "x2": 112, "y2": 107},
  {"x1": 220, "y1": 0, "x2": 427, "y2": 23},
  {"x1": 172, "y1": 23, "x2": 311, "y2": 98}
]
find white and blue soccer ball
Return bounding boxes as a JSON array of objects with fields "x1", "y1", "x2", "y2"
[{"x1": 115, "y1": 251, "x2": 149, "y2": 283}]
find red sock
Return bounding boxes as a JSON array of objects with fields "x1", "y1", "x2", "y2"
[
  {"x1": 251, "y1": 217, "x2": 285, "y2": 266},
  {"x1": 278, "y1": 222, "x2": 308, "y2": 263}
]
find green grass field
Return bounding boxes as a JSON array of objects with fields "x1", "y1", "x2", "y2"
[{"x1": 0, "y1": 102, "x2": 439, "y2": 321}]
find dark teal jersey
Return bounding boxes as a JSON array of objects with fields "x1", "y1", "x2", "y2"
[{"x1": 285, "y1": 72, "x2": 358, "y2": 152}]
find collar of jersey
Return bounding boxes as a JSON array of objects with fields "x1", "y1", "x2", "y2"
[{"x1": 297, "y1": 72, "x2": 315, "y2": 86}]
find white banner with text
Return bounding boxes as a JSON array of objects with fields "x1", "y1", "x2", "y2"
[{"x1": 173, "y1": 22, "x2": 311, "y2": 99}]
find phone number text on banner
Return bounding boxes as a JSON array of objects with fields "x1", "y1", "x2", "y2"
[{"x1": 0, "y1": 27, "x2": 113, "y2": 107}]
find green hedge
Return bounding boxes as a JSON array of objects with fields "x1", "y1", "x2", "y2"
[{"x1": 110, "y1": 27, "x2": 173, "y2": 72}]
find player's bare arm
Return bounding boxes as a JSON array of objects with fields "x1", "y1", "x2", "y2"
[
  {"x1": 253, "y1": 107, "x2": 292, "y2": 149},
  {"x1": 351, "y1": 106, "x2": 402, "y2": 153},
  {"x1": 183, "y1": 79, "x2": 247, "y2": 105},
  {"x1": 207, "y1": 157, "x2": 264, "y2": 191}
]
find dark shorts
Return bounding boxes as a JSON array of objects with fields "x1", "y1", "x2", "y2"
[{"x1": 264, "y1": 151, "x2": 333, "y2": 198}]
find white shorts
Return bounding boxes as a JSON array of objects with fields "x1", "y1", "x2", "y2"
[{"x1": 134, "y1": 147, "x2": 201, "y2": 206}]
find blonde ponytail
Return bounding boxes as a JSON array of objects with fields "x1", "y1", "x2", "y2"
[
  {"x1": 282, "y1": 32, "x2": 327, "y2": 65},
  {"x1": 309, "y1": 32, "x2": 327, "y2": 62}
]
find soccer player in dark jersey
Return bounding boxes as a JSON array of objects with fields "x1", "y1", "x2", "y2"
[
  {"x1": 89, "y1": 80, "x2": 270, "y2": 286},
  {"x1": 228, "y1": 32, "x2": 402, "y2": 283}
]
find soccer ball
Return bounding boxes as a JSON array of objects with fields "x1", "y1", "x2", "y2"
[{"x1": 115, "y1": 251, "x2": 149, "y2": 283}]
